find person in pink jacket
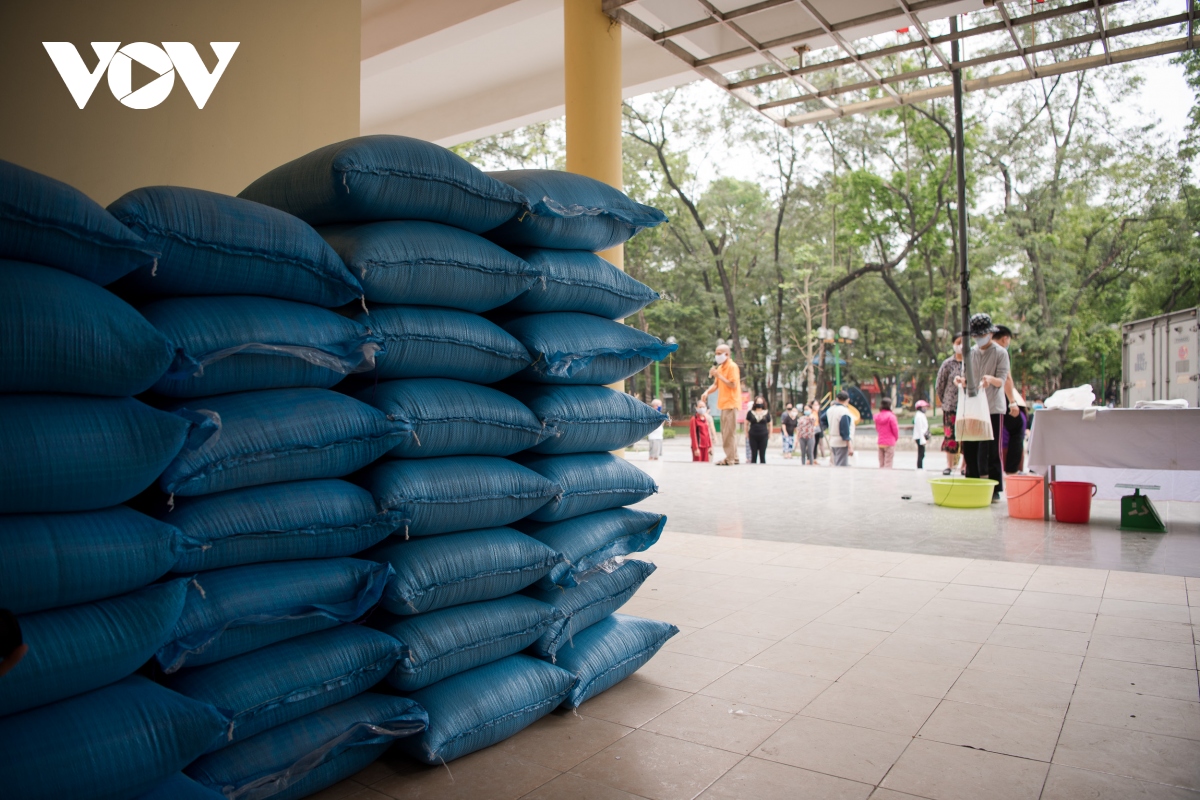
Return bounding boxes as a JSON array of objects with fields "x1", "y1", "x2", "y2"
[{"x1": 875, "y1": 397, "x2": 899, "y2": 469}]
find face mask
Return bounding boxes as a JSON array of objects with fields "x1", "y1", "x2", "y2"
[
  {"x1": 953, "y1": 343, "x2": 963, "y2": 355},
  {"x1": 714, "y1": 354, "x2": 728, "y2": 364},
  {"x1": 974, "y1": 335, "x2": 991, "y2": 348},
  {"x1": 754, "y1": 403, "x2": 764, "y2": 409}
]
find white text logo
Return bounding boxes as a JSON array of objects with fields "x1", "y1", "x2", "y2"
[{"x1": 42, "y1": 42, "x2": 239, "y2": 109}]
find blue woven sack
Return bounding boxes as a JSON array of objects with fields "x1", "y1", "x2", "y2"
[
  {"x1": 357, "y1": 378, "x2": 548, "y2": 458},
  {"x1": 0, "y1": 159, "x2": 158, "y2": 285},
  {"x1": 503, "y1": 312, "x2": 677, "y2": 385},
  {"x1": 520, "y1": 509, "x2": 666, "y2": 590},
  {"x1": 170, "y1": 480, "x2": 404, "y2": 572},
  {"x1": 362, "y1": 305, "x2": 530, "y2": 383},
  {"x1": 0, "y1": 580, "x2": 188, "y2": 716},
  {"x1": 109, "y1": 186, "x2": 362, "y2": 307},
  {"x1": 0, "y1": 676, "x2": 227, "y2": 800},
  {"x1": 136, "y1": 773, "x2": 225, "y2": 800},
  {"x1": 357, "y1": 456, "x2": 559, "y2": 536},
  {"x1": 0, "y1": 261, "x2": 173, "y2": 395},
  {"x1": 515, "y1": 452, "x2": 659, "y2": 522},
  {"x1": 367, "y1": 528, "x2": 561, "y2": 615},
  {"x1": 486, "y1": 170, "x2": 667, "y2": 251},
  {"x1": 553, "y1": 614, "x2": 677, "y2": 708},
  {"x1": 400, "y1": 655, "x2": 574, "y2": 764},
  {"x1": 504, "y1": 384, "x2": 669, "y2": 454},
  {"x1": 168, "y1": 625, "x2": 402, "y2": 749},
  {"x1": 239, "y1": 135, "x2": 527, "y2": 232},
  {"x1": 158, "y1": 558, "x2": 393, "y2": 672},
  {"x1": 504, "y1": 249, "x2": 659, "y2": 319},
  {"x1": 143, "y1": 297, "x2": 381, "y2": 398},
  {"x1": 526, "y1": 559, "x2": 656, "y2": 660},
  {"x1": 188, "y1": 692, "x2": 426, "y2": 800},
  {"x1": 0, "y1": 507, "x2": 184, "y2": 613},
  {"x1": 0, "y1": 395, "x2": 195, "y2": 513},
  {"x1": 160, "y1": 389, "x2": 411, "y2": 497},
  {"x1": 322, "y1": 220, "x2": 535, "y2": 311},
  {"x1": 372, "y1": 595, "x2": 557, "y2": 691}
]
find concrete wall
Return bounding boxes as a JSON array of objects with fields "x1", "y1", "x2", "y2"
[{"x1": 0, "y1": 1, "x2": 359, "y2": 205}]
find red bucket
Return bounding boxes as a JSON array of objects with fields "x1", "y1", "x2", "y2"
[{"x1": 1050, "y1": 481, "x2": 1097, "y2": 524}]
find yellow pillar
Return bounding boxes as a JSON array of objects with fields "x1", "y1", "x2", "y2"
[{"x1": 564, "y1": 0, "x2": 623, "y2": 273}]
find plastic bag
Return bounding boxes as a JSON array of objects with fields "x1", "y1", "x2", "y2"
[
  {"x1": 955, "y1": 390, "x2": 994, "y2": 442},
  {"x1": 1044, "y1": 384, "x2": 1096, "y2": 410}
]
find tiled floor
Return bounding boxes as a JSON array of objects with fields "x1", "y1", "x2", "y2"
[{"x1": 319, "y1": 532, "x2": 1200, "y2": 800}]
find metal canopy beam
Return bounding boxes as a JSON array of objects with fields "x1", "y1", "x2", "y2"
[{"x1": 607, "y1": 0, "x2": 1198, "y2": 127}]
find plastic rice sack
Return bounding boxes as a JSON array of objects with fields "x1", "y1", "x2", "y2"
[
  {"x1": 187, "y1": 693, "x2": 426, "y2": 800},
  {"x1": 516, "y1": 452, "x2": 658, "y2": 522},
  {"x1": 520, "y1": 509, "x2": 666, "y2": 591},
  {"x1": 362, "y1": 305, "x2": 530, "y2": 384},
  {"x1": 400, "y1": 655, "x2": 574, "y2": 764},
  {"x1": 169, "y1": 480, "x2": 404, "y2": 572},
  {"x1": 373, "y1": 595, "x2": 558, "y2": 691},
  {"x1": 505, "y1": 383, "x2": 669, "y2": 454},
  {"x1": 321, "y1": 220, "x2": 535, "y2": 311},
  {"x1": 143, "y1": 296, "x2": 381, "y2": 398},
  {"x1": 0, "y1": 507, "x2": 184, "y2": 613},
  {"x1": 0, "y1": 580, "x2": 188, "y2": 716},
  {"x1": 159, "y1": 389, "x2": 410, "y2": 497},
  {"x1": 158, "y1": 558, "x2": 392, "y2": 672},
  {"x1": 0, "y1": 159, "x2": 158, "y2": 285},
  {"x1": 503, "y1": 312, "x2": 677, "y2": 385},
  {"x1": 526, "y1": 559, "x2": 656, "y2": 660},
  {"x1": 167, "y1": 625, "x2": 402, "y2": 749},
  {"x1": 239, "y1": 135, "x2": 526, "y2": 231},
  {"x1": 109, "y1": 186, "x2": 361, "y2": 307},
  {"x1": 553, "y1": 614, "x2": 677, "y2": 708},
  {"x1": 357, "y1": 378, "x2": 548, "y2": 458},
  {"x1": 0, "y1": 261, "x2": 173, "y2": 395},
  {"x1": 504, "y1": 248, "x2": 659, "y2": 319},
  {"x1": 367, "y1": 527, "x2": 561, "y2": 615},
  {"x1": 486, "y1": 170, "x2": 668, "y2": 252},
  {"x1": 0, "y1": 676, "x2": 227, "y2": 800},
  {"x1": 136, "y1": 773, "x2": 225, "y2": 800},
  {"x1": 0, "y1": 395, "x2": 196, "y2": 513},
  {"x1": 357, "y1": 456, "x2": 558, "y2": 536}
]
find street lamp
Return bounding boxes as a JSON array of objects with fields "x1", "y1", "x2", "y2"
[
  {"x1": 655, "y1": 336, "x2": 676, "y2": 400},
  {"x1": 818, "y1": 326, "x2": 859, "y2": 392}
]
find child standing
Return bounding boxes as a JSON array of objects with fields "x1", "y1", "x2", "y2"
[
  {"x1": 875, "y1": 398, "x2": 899, "y2": 469},
  {"x1": 912, "y1": 400, "x2": 930, "y2": 470},
  {"x1": 689, "y1": 402, "x2": 713, "y2": 462}
]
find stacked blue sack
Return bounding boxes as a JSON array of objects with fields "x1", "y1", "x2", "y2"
[{"x1": 0, "y1": 138, "x2": 678, "y2": 797}]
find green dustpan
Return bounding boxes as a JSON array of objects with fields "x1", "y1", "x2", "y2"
[{"x1": 1119, "y1": 487, "x2": 1166, "y2": 533}]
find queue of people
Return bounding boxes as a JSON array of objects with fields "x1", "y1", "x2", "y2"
[{"x1": 660, "y1": 327, "x2": 1030, "y2": 475}]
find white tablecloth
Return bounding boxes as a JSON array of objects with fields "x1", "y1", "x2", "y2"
[{"x1": 1028, "y1": 409, "x2": 1200, "y2": 502}]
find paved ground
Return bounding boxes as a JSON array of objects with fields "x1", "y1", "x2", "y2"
[
  {"x1": 628, "y1": 438, "x2": 1200, "y2": 577},
  {"x1": 317, "y1": 437, "x2": 1200, "y2": 800}
]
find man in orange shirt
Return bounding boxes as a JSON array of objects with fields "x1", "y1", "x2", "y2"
[{"x1": 700, "y1": 343, "x2": 742, "y2": 465}]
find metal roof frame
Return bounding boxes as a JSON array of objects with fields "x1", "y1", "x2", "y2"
[{"x1": 606, "y1": 0, "x2": 1198, "y2": 126}]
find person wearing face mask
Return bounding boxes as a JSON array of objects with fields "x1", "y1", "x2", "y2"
[
  {"x1": 796, "y1": 404, "x2": 817, "y2": 464},
  {"x1": 700, "y1": 343, "x2": 742, "y2": 466},
  {"x1": 689, "y1": 401, "x2": 714, "y2": 462},
  {"x1": 935, "y1": 332, "x2": 965, "y2": 475},
  {"x1": 991, "y1": 325, "x2": 1026, "y2": 474},
  {"x1": 955, "y1": 313, "x2": 1011, "y2": 501},
  {"x1": 746, "y1": 396, "x2": 772, "y2": 464},
  {"x1": 780, "y1": 403, "x2": 799, "y2": 459}
]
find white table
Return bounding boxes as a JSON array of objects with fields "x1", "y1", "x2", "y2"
[{"x1": 1027, "y1": 408, "x2": 1200, "y2": 520}]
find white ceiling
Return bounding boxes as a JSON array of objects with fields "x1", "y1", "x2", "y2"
[{"x1": 359, "y1": 0, "x2": 985, "y2": 144}]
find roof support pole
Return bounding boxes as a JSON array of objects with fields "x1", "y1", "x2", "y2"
[
  {"x1": 951, "y1": 16, "x2": 975, "y2": 395},
  {"x1": 566, "y1": 0, "x2": 624, "y2": 272},
  {"x1": 565, "y1": 0, "x2": 628, "y2": 402}
]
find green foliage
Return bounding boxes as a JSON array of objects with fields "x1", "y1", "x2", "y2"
[{"x1": 453, "y1": 50, "x2": 1196, "y2": 408}]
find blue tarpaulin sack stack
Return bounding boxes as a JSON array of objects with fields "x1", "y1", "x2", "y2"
[{"x1": 0, "y1": 136, "x2": 678, "y2": 798}]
